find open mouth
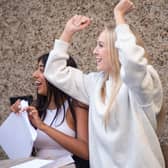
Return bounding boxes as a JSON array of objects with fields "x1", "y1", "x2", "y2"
[
  {"x1": 34, "y1": 81, "x2": 42, "y2": 87},
  {"x1": 96, "y1": 58, "x2": 102, "y2": 64}
]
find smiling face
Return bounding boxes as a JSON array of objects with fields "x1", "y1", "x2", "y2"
[
  {"x1": 93, "y1": 30, "x2": 112, "y2": 73},
  {"x1": 32, "y1": 60, "x2": 47, "y2": 96}
]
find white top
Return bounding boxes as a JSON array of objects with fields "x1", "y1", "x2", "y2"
[
  {"x1": 34, "y1": 101, "x2": 75, "y2": 166},
  {"x1": 44, "y1": 24, "x2": 165, "y2": 168}
]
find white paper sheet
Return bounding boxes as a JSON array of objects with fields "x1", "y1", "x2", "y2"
[
  {"x1": 10, "y1": 159, "x2": 54, "y2": 168},
  {"x1": 0, "y1": 100, "x2": 37, "y2": 159}
]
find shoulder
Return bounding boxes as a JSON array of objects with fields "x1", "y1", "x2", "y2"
[
  {"x1": 85, "y1": 71, "x2": 104, "y2": 84},
  {"x1": 72, "y1": 99, "x2": 89, "y2": 110}
]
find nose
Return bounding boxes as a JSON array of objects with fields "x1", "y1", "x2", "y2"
[
  {"x1": 93, "y1": 46, "x2": 98, "y2": 55},
  {"x1": 32, "y1": 70, "x2": 38, "y2": 78}
]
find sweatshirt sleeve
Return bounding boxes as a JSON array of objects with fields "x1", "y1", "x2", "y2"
[
  {"x1": 115, "y1": 24, "x2": 163, "y2": 114},
  {"x1": 44, "y1": 39, "x2": 92, "y2": 105}
]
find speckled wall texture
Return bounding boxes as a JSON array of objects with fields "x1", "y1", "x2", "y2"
[{"x1": 0, "y1": 0, "x2": 168, "y2": 165}]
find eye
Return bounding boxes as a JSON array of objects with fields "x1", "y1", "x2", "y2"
[
  {"x1": 39, "y1": 65, "x2": 44, "y2": 73},
  {"x1": 99, "y1": 43, "x2": 103, "y2": 48},
  {"x1": 40, "y1": 67, "x2": 44, "y2": 73},
  {"x1": 40, "y1": 68, "x2": 44, "y2": 73},
  {"x1": 97, "y1": 41, "x2": 104, "y2": 48}
]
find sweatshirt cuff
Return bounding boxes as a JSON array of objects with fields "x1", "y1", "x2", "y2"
[
  {"x1": 53, "y1": 39, "x2": 70, "y2": 53},
  {"x1": 115, "y1": 24, "x2": 132, "y2": 40}
]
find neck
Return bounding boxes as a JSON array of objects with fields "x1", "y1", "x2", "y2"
[{"x1": 48, "y1": 96, "x2": 57, "y2": 110}]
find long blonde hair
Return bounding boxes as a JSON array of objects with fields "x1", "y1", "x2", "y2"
[
  {"x1": 100, "y1": 24, "x2": 121, "y2": 127},
  {"x1": 101, "y1": 24, "x2": 149, "y2": 127}
]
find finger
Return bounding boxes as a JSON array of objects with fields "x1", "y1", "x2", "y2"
[
  {"x1": 27, "y1": 106, "x2": 38, "y2": 116},
  {"x1": 130, "y1": 2, "x2": 135, "y2": 9},
  {"x1": 127, "y1": 0, "x2": 134, "y2": 7},
  {"x1": 123, "y1": 1, "x2": 135, "y2": 13},
  {"x1": 11, "y1": 100, "x2": 21, "y2": 113},
  {"x1": 10, "y1": 106, "x2": 15, "y2": 112},
  {"x1": 73, "y1": 15, "x2": 83, "y2": 26},
  {"x1": 72, "y1": 15, "x2": 78, "y2": 25},
  {"x1": 28, "y1": 110, "x2": 36, "y2": 116},
  {"x1": 80, "y1": 18, "x2": 91, "y2": 28},
  {"x1": 26, "y1": 106, "x2": 35, "y2": 112},
  {"x1": 15, "y1": 99, "x2": 21, "y2": 105},
  {"x1": 128, "y1": 3, "x2": 135, "y2": 11},
  {"x1": 81, "y1": 16, "x2": 90, "y2": 24}
]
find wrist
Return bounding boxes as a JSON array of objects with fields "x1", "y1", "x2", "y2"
[
  {"x1": 114, "y1": 10, "x2": 124, "y2": 18},
  {"x1": 38, "y1": 122, "x2": 46, "y2": 131},
  {"x1": 60, "y1": 29, "x2": 74, "y2": 43}
]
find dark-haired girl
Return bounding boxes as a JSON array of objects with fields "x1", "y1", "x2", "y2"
[{"x1": 11, "y1": 54, "x2": 89, "y2": 168}]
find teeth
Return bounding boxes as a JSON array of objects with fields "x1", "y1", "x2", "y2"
[
  {"x1": 96, "y1": 58, "x2": 102, "y2": 63},
  {"x1": 34, "y1": 81, "x2": 41, "y2": 86}
]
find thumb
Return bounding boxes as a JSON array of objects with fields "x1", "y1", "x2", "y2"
[{"x1": 79, "y1": 18, "x2": 91, "y2": 29}]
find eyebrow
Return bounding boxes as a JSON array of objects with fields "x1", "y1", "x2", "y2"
[
  {"x1": 97, "y1": 39, "x2": 104, "y2": 42},
  {"x1": 97, "y1": 41, "x2": 105, "y2": 45},
  {"x1": 39, "y1": 64, "x2": 44, "y2": 67},
  {"x1": 37, "y1": 64, "x2": 44, "y2": 70}
]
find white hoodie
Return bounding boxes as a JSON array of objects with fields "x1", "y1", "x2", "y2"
[{"x1": 44, "y1": 24, "x2": 165, "y2": 168}]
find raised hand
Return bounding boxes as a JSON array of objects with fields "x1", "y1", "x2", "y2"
[
  {"x1": 60, "y1": 15, "x2": 91, "y2": 43},
  {"x1": 114, "y1": 0, "x2": 135, "y2": 25},
  {"x1": 66, "y1": 15, "x2": 91, "y2": 33}
]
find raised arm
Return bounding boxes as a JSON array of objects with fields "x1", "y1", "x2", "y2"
[
  {"x1": 114, "y1": 0, "x2": 162, "y2": 112},
  {"x1": 114, "y1": 0, "x2": 134, "y2": 25},
  {"x1": 44, "y1": 16, "x2": 93, "y2": 105}
]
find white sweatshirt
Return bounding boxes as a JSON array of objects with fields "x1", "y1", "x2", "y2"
[{"x1": 44, "y1": 24, "x2": 165, "y2": 168}]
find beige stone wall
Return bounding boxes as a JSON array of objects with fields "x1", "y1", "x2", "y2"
[{"x1": 0, "y1": 0, "x2": 168, "y2": 165}]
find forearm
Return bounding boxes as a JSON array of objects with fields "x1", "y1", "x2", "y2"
[
  {"x1": 39, "y1": 123, "x2": 89, "y2": 160},
  {"x1": 115, "y1": 25, "x2": 162, "y2": 107},
  {"x1": 114, "y1": 1, "x2": 147, "y2": 87},
  {"x1": 115, "y1": 24, "x2": 147, "y2": 86},
  {"x1": 114, "y1": 11, "x2": 126, "y2": 25},
  {"x1": 44, "y1": 40, "x2": 89, "y2": 104},
  {"x1": 60, "y1": 29, "x2": 74, "y2": 43}
]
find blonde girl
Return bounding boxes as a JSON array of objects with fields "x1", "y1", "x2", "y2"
[{"x1": 44, "y1": 0, "x2": 165, "y2": 167}]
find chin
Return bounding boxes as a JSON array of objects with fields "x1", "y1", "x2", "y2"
[
  {"x1": 97, "y1": 67, "x2": 103, "y2": 72},
  {"x1": 96, "y1": 66, "x2": 100, "y2": 71},
  {"x1": 37, "y1": 91, "x2": 46, "y2": 96}
]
